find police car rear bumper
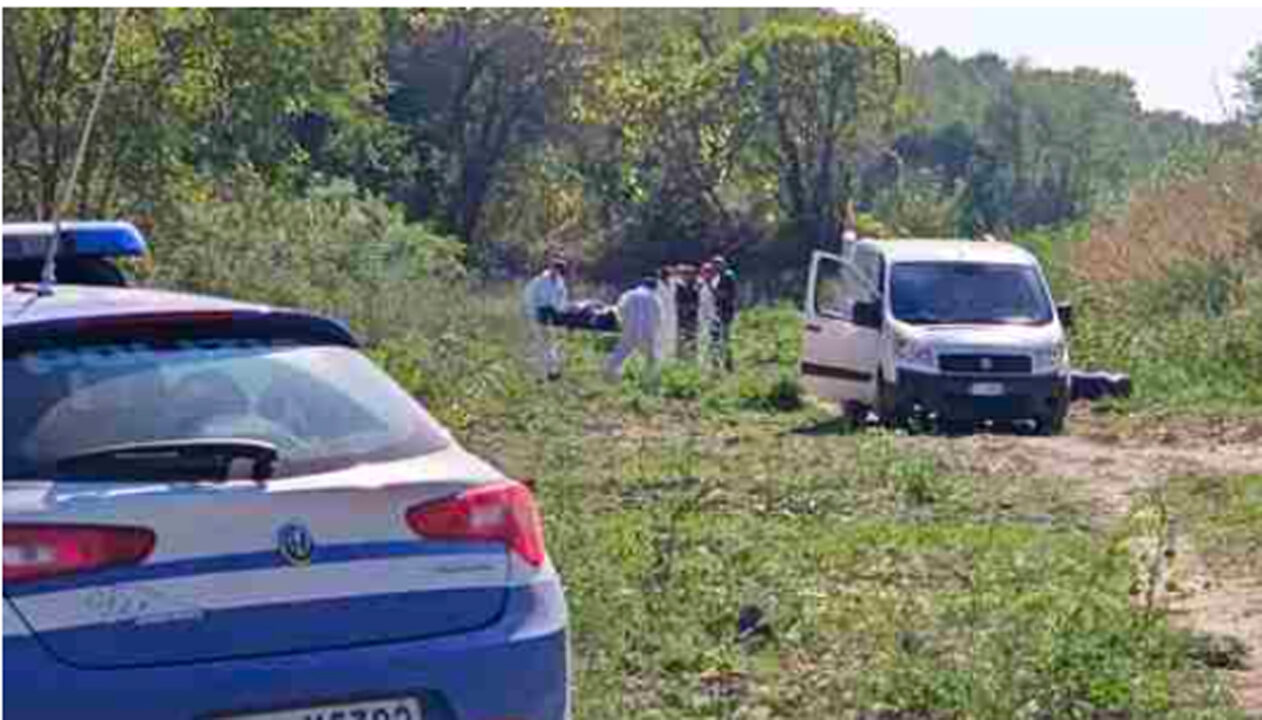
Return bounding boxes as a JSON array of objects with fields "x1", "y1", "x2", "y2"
[{"x1": 3, "y1": 579, "x2": 569, "y2": 720}]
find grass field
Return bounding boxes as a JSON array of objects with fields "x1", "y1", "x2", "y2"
[
  {"x1": 1160, "y1": 475, "x2": 1262, "y2": 581},
  {"x1": 144, "y1": 192, "x2": 1258, "y2": 716},
  {"x1": 373, "y1": 303, "x2": 1245, "y2": 719}
]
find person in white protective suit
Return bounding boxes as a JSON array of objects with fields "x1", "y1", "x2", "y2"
[
  {"x1": 522, "y1": 259, "x2": 570, "y2": 381},
  {"x1": 605, "y1": 277, "x2": 664, "y2": 383},
  {"x1": 655, "y1": 266, "x2": 678, "y2": 361},
  {"x1": 698, "y1": 262, "x2": 720, "y2": 370}
]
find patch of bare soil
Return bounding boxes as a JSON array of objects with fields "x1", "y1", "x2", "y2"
[
  {"x1": 908, "y1": 408, "x2": 1262, "y2": 714},
  {"x1": 1169, "y1": 566, "x2": 1262, "y2": 711}
]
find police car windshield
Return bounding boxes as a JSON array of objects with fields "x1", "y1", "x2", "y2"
[
  {"x1": 3, "y1": 339, "x2": 451, "y2": 480},
  {"x1": 890, "y1": 262, "x2": 1053, "y2": 326}
]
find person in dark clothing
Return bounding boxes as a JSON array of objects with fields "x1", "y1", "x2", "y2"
[
  {"x1": 674, "y1": 265, "x2": 701, "y2": 361},
  {"x1": 709, "y1": 255, "x2": 738, "y2": 372}
]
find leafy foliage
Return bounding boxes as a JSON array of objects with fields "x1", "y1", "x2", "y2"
[
  {"x1": 1238, "y1": 43, "x2": 1262, "y2": 124},
  {"x1": 1037, "y1": 135, "x2": 1262, "y2": 413},
  {"x1": 864, "y1": 51, "x2": 1217, "y2": 239},
  {"x1": 384, "y1": 8, "x2": 591, "y2": 258},
  {"x1": 2, "y1": 9, "x2": 386, "y2": 222},
  {"x1": 574, "y1": 10, "x2": 767, "y2": 274},
  {"x1": 140, "y1": 170, "x2": 464, "y2": 345},
  {"x1": 3, "y1": 7, "x2": 1234, "y2": 287}
]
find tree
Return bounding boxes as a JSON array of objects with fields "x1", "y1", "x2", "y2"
[
  {"x1": 386, "y1": 9, "x2": 590, "y2": 255},
  {"x1": 572, "y1": 9, "x2": 768, "y2": 270},
  {"x1": 735, "y1": 14, "x2": 904, "y2": 252},
  {"x1": 892, "y1": 49, "x2": 1211, "y2": 235},
  {"x1": 984, "y1": 66, "x2": 1144, "y2": 227},
  {"x1": 1238, "y1": 43, "x2": 1262, "y2": 124},
  {"x1": 190, "y1": 9, "x2": 387, "y2": 184},
  {"x1": 3, "y1": 8, "x2": 386, "y2": 221},
  {"x1": 2, "y1": 9, "x2": 212, "y2": 219}
]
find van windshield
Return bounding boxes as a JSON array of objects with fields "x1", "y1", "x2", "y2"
[{"x1": 891, "y1": 262, "x2": 1053, "y2": 326}]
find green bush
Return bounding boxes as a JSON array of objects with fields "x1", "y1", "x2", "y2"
[
  {"x1": 1068, "y1": 262, "x2": 1262, "y2": 412},
  {"x1": 1055, "y1": 143, "x2": 1262, "y2": 414},
  {"x1": 731, "y1": 370, "x2": 803, "y2": 413},
  {"x1": 142, "y1": 170, "x2": 465, "y2": 344},
  {"x1": 763, "y1": 372, "x2": 805, "y2": 412},
  {"x1": 660, "y1": 362, "x2": 708, "y2": 401},
  {"x1": 138, "y1": 170, "x2": 548, "y2": 431},
  {"x1": 730, "y1": 303, "x2": 803, "y2": 371}
]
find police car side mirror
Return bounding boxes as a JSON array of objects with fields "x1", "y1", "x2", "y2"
[
  {"x1": 1057, "y1": 303, "x2": 1074, "y2": 331},
  {"x1": 853, "y1": 300, "x2": 883, "y2": 330}
]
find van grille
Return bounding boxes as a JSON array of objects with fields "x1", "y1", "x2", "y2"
[{"x1": 939, "y1": 354, "x2": 1032, "y2": 374}]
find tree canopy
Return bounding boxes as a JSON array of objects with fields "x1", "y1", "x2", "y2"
[
  {"x1": 2, "y1": 8, "x2": 1238, "y2": 284},
  {"x1": 1239, "y1": 43, "x2": 1262, "y2": 124},
  {"x1": 3, "y1": 9, "x2": 385, "y2": 221}
]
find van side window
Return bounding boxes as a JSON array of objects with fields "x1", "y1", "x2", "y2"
[
  {"x1": 853, "y1": 251, "x2": 883, "y2": 301},
  {"x1": 815, "y1": 257, "x2": 866, "y2": 320},
  {"x1": 815, "y1": 257, "x2": 846, "y2": 318}
]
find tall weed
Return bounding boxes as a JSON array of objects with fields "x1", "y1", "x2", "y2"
[{"x1": 1050, "y1": 139, "x2": 1262, "y2": 413}]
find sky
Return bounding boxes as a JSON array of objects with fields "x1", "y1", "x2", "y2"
[{"x1": 852, "y1": 7, "x2": 1262, "y2": 122}]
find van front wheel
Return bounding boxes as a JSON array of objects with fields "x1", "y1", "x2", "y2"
[
  {"x1": 842, "y1": 401, "x2": 871, "y2": 429},
  {"x1": 1034, "y1": 410, "x2": 1067, "y2": 436},
  {"x1": 876, "y1": 373, "x2": 909, "y2": 429}
]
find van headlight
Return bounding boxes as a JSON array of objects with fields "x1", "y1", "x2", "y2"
[
  {"x1": 1032, "y1": 342, "x2": 1068, "y2": 373},
  {"x1": 895, "y1": 333, "x2": 936, "y2": 370}
]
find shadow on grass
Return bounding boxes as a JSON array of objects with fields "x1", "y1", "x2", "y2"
[
  {"x1": 788, "y1": 416, "x2": 858, "y2": 437},
  {"x1": 788, "y1": 415, "x2": 1053, "y2": 439}
]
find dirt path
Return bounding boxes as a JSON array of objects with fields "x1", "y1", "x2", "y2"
[
  {"x1": 917, "y1": 427, "x2": 1262, "y2": 515},
  {"x1": 909, "y1": 411, "x2": 1262, "y2": 714}
]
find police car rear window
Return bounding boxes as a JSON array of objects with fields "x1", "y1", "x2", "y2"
[{"x1": 3, "y1": 338, "x2": 452, "y2": 480}]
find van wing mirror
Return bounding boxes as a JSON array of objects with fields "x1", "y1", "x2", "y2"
[
  {"x1": 853, "y1": 300, "x2": 883, "y2": 330},
  {"x1": 1056, "y1": 302, "x2": 1074, "y2": 331}
]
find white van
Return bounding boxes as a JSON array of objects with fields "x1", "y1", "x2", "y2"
[{"x1": 801, "y1": 238, "x2": 1072, "y2": 434}]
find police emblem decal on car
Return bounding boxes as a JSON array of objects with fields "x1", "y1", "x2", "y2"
[{"x1": 277, "y1": 522, "x2": 315, "y2": 566}]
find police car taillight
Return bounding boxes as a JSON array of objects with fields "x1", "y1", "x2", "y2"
[
  {"x1": 3, "y1": 524, "x2": 155, "y2": 584},
  {"x1": 406, "y1": 481, "x2": 547, "y2": 566}
]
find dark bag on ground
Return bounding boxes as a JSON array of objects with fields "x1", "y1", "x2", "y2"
[{"x1": 1070, "y1": 370, "x2": 1133, "y2": 401}]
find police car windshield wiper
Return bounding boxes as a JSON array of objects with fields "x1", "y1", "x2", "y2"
[{"x1": 54, "y1": 439, "x2": 279, "y2": 482}]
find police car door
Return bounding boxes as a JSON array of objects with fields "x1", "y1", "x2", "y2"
[{"x1": 802, "y1": 251, "x2": 882, "y2": 405}]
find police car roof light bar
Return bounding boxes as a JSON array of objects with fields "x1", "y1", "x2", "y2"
[{"x1": 4, "y1": 221, "x2": 148, "y2": 260}]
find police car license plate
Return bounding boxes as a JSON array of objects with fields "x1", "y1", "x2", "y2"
[
  {"x1": 225, "y1": 697, "x2": 421, "y2": 720},
  {"x1": 969, "y1": 382, "x2": 1004, "y2": 397}
]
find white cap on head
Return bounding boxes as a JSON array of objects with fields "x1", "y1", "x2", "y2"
[{"x1": 842, "y1": 230, "x2": 858, "y2": 244}]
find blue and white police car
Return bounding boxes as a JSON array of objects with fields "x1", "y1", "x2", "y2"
[{"x1": 3, "y1": 223, "x2": 570, "y2": 719}]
